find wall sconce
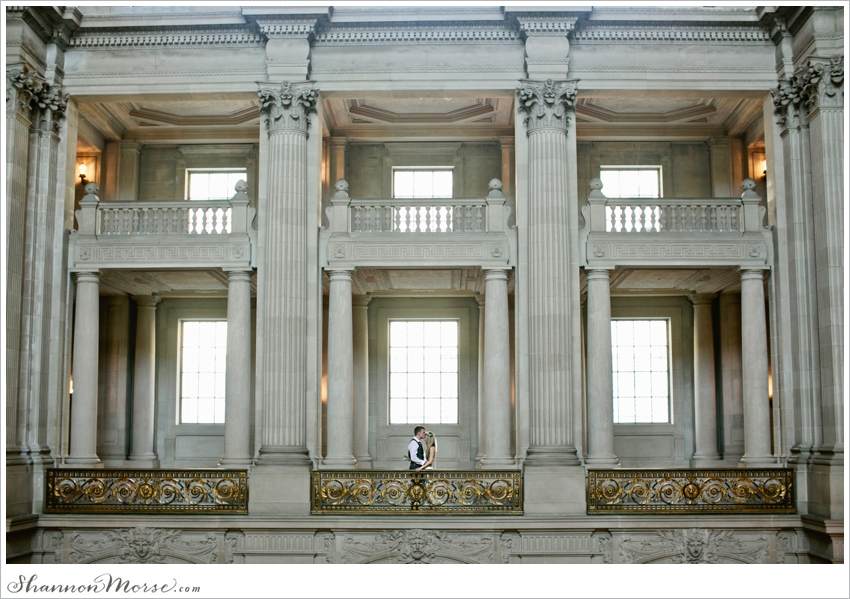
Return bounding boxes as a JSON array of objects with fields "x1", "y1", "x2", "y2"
[
  {"x1": 758, "y1": 159, "x2": 767, "y2": 181},
  {"x1": 78, "y1": 163, "x2": 87, "y2": 185}
]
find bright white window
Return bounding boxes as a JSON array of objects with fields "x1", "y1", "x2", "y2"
[
  {"x1": 611, "y1": 319, "x2": 670, "y2": 424},
  {"x1": 393, "y1": 169, "x2": 453, "y2": 199},
  {"x1": 186, "y1": 169, "x2": 246, "y2": 201},
  {"x1": 179, "y1": 320, "x2": 227, "y2": 424},
  {"x1": 389, "y1": 320, "x2": 458, "y2": 424},
  {"x1": 600, "y1": 167, "x2": 661, "y2": 198}
]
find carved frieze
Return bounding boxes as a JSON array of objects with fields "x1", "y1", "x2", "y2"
[
  {"x1": 326, "y1": 530, "x2": 496, "y2": 564},
  {"x1": 68, "y1": 26, "x2": 265, "y2": 49},
  {"x1": 258, "y1": 81, "x2": 318, "y2": 133},
  {"x1": 573, "y1": 25, "x2": 771, "y2": 44},
  {"x1": 312, "y1": 23, "x2": 521, "y2": 46},
  {"x1": 515, "y1": 16, "x2": 577, "y2": 37},
  {"x1": 798, "y1": 55, "x2": 844, "y2": 110},
  {"x1": 516, "y1": 79, "x2": 578, "y2": 131},
  {"x1": 619, "y1": 529, "x2": 769, "y2": 564},
  {"x1": 60, "y1": 527, "x2": 232, "y2": 564}
]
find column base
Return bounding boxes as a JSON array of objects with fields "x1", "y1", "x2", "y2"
[
  {"x1": 127, "y1": 456, "x2": 160, "y2": 469},
  {"x1": 254, "y1": 446, "x2": 312, "y2": 466},
  {"x1": 218, "y1": 457, "x2": 254, "y2": 467},
  {"x1": 63, "y1": 457, "x2": 103, "y2": 468},
  {"x1": 354, "y1": 455, "x2": 373, "y2": 469},
  {"x1": 524, "y1": 446, "x2": 582, "y2": 467},
  {"x1": 691, "y1": 455, "x2": 724, "y2": 467},
  {"x1": 585, "y1": 456, "x2": 619, "y2": 467},
  {"x1": 523, "y1": 465, "x2": 586, "y2": 515},
  {"x1": 248, "y1": 464, "x2": 312, "y2": 515},
  {"x1": 738, "y1": 455, "x2": 778, "y2": 468},
  {"x1": 479, "y1": 457, "x2": 517, "y2": 469},
  {"x1": 321, "y1": 456, "x2": 357, "y2": 469}
]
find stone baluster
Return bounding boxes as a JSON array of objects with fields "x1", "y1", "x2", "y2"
[
  {"x1": 585, "y1": 269, "x2": 618, "y2": 466},
  {"x1": 480, "y1": 269, "x2": 514, "y2": 467},
  {"x1": 352, "y1": 295, "x2": 371, "y2": 468},
  {"x1": 220, "y1": 270, "x2": 254, "y2": 466},
  {"x1": 127, "y1": 295, "x2": 161, "y2": 467},
  {"x1": 739, "y1": 269, "x2": 774, "y2": 466},
  {"x1": 254, "y1": 81, "x2": 318, "y2": 466},
  {"x1": 690, "y1": 294, "x2": 722, "y2": 465},
  {"x1": 516, "y1": 79, "x2": 582, "y2": 467},
  {"x1": 66, "y1": 272, "x2": 102, "y2": 467},
  {"x1": 323, "y1": 269, "x2": 356, "y2": 468}
]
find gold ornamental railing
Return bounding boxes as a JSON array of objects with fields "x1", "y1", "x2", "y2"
[
  {"x1": 587, "y1": 468, "x2": 795, "y2": 515},
  {"x1": 44, "y1": 469, "x2": 248, "y2": 514},
  {"x1": 312, "y1": 470, "x2": 522, "y2": 515}
]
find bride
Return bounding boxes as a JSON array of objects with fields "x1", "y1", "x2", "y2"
[{"x1": 421, "y1": 431, "x2": 437, "y2": 470}]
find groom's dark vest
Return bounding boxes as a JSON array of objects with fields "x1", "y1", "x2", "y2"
[{"x1": 409, "y1": 438, "x2": 424, "y2": 470}]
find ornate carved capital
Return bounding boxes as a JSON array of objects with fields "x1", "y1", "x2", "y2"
[
  {"x1": 797, "y1": 55, "x2": 844, "y2": 110},
  {"x1": 33, "y1": 82, "x2": 70, "y2": 132},
  {"x1": 771, "y1": 79, "x2": 803, "y2": 129},
  {"x1": 258, "y1": 81, "x2": 318, "y2": 134},
  {"x1": 6, "y1": 66, "x2": 42, "y2": 116},
  {"x1": 516, "y1": 78, "x2": 578, "y2": 132}
]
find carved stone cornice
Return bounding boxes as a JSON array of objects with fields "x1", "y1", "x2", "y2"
[
  {"x1": 312, "y1": 23, "x2": 521, "y2": 46},
  {"x1": 257, "y1": 81, "x2": 318, "y2": 134},
  {"x1": 797, "y1": 55, "x2": 844, "y2": 110},
  {"x1": 573, "y1": 25, "x2": 771, "y2": 45},
  {"x1": 516, "y1": 79, "x2": 579, "y2": 132},
  {"x1": 68, "y1": 26, "x2": 265, "y2": 49},
  {"x1": 515, "y1": 16, "x2": 577, "y2": 37},
  {"x1": 256, "y1": 17, "x2": 317, "y2": 39},
  {"x1": 771, "y1": 79, "x2": 803, "y2": 129}
]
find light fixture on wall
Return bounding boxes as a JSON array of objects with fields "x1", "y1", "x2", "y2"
[
  {"x1": 78, "y1": 163, "x2": 88, "y2": 185},
  {"x1": 758, "y1": 158, "x2": 767, "y2": 181}
]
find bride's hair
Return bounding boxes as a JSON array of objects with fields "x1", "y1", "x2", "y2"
[{"x1": 425, "y1": 431, "x2": 437, "y2": 453}]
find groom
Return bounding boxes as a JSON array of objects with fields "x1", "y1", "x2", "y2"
[{"x1": 407, "y1": 426, "x2": 427, "y2": 471}]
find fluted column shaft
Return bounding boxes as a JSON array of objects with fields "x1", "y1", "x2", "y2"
[
  {"x1": 255, "y1": 82, "x2": 317, "y2": 465},
  {"x1": 475, "y1": 296, "x2": 486, "y2": 465},
  {"x1": 518, "y1": 79, "x2": 581, "y2": 466},
  {"x1": 690, "y1": 294, "x2": 721, "y2": 464},
  {"x1": 221, "y1": 270, "x2": 253, "y2": 466},
  {"x1": 128, "y1": 295, "x2": 160, "y2": 466},
  {"x1": 352, "y1": 295, "x2": 371, "y2": 468},
  {"x1": 324, "y1": 270, "x2": 356, "y2": 468},
  {"x1": 740, "y1": 269, "x2": 774, "y2": 466},
  {"x1": 585, "y1": 269, "x2": 618, "y2": 466},
  {"x1": 67, "y1": 272, "x2": 102, "y2": 467},
  {"x1": 481, "y1": 269, "x2": 513, "y2": 467}
]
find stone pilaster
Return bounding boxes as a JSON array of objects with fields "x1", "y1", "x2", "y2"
[
  {"x1": 516, "y1": 79, "x2": 581, "y2": 467},
  {"x1": 475, "y1": 294, "x2": 486, "y2": 466},
  {"x1": 739, "y1": 269, "x2": 774, "y2": 467},
  {"x1": 127, "y1": 296, "x2": 160, "y2": 467},
  {"x1": 584, "y1": 269, "x2": 618, "y2": 466},
  {"x1": 352, "y1": 295, "x2": 371, "y2": 468},
  {"x1": 324, "y1": 269, "x2": 356, "y2": 469},
  {"x1": 254, "y1": 81, "x2": 318, "y2": 468},
  {"x1": 798, "y1": 56, "x2": 844, "y2": 464},
  {"x1": 220, "y1": 270, "x2": 254, "y2": 466},
  {"x1": 480, "y1": 269, "x2": 514, "y2": 468},
  {"x1": 118, "y1": 140, "x2": 142, "y2": 202},
  {"x1": 705, "y1": 137, "x2": 732, "y2": 197},
  {"x1": 66, "y1": 272, "x2": 102, "y2": 468},
  {"x1": 690, "y1": 294, "x2": 722, "y2": 465}
]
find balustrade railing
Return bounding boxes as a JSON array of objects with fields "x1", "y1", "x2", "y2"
[
  {"x1": 97, "y1": 201, "x2": 232, "y2": 235},
  {"x1": 350, "y1": 200, "x2": 487, "y2": 233},
  {"x1": 605, "y1": 199, "x2": 741, "y2": 233}
]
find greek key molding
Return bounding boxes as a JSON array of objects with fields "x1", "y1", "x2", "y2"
[
  {"x1": 584, "y1": 236, "x2": 769, "y2": 267},
  {"x1": 70, "y1": 240, "x2": 253, "y2": 269},
  {"x1": 312, "y1": 470, "x2": 522, "y2": 514},
  {"x1": 573, "y1": 25, "x2": 770, "y2": 44},
  {"x1": 55, "y1": 527, "x2": 236, "y2": 564},
  {"x1": 517, "y1": 79, "x2": 578, "y2": 131},
  {"x1": 326, "y1": 239, "x2": 511, "y2": 268},
  {"x1": 588, "y1": 468, "x2": 795, "y2": 515},
  {"x1": 619, "y1": 529, "x2": 769, "y2": 564},
  {"x1": 45, "y1": 469, "x2": 248, "y2": 514},
  {"x1": 67, "y1": 26, "x2": 265, "y2": 49},
  {"x1": 258, "y1": 81, "x2": 318, "y2": 133},
  {"x1": 313, "y1": 23, "x2": 521, "y2": 46},
  {"x1": 324, "y1": 530, "x2": 497, "y2": 564}
]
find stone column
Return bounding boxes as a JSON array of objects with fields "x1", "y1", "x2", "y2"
[
  {"x1": 739, "y1": 269, "x2": 774, "y2": 467},
  {"x1": 706, "y1": 137, "x2": 732, "y2": 197},
  {"x1": 480, "y1": 269, "x2": 514, "y2": 467},
  {"x1": 66, "y1": 272, "x2": 102, "y2": 467},
  {"x1": 516, "y1": 79, "x2": 581, "y2": 467},
  {"x1": 475, "y1": 295, "x2": 485, "y2": 465},
  {"x1": 352, "y1": 295, "x2": 371, "y2": 468},
  {"x1": 324, "y1": 269, "x2": 356, "y2": 468},
  {"x1": 118, "y1": 140, "x2": 142, "y2": 202},
  {"x1": 799, "y1": 55, "x2": 844, "y2": 461},
  {"x1": 127, "y1": 295, "x2": 160, "y2": 467},
  {"x1": 584, "y1": 269, "x2": 618, "y2": 466},
  {"x1": 690, "y1": 294, "x2": 722, "y2": 465},
  {"x1": 220, "y1": 270, "x2": 253, "y2": 466},
  {"x1": 254, "y1": 81, "x2": 318, "y2": 466}
]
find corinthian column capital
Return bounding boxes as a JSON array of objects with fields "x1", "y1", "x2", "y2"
[
  {"x1": 516, "y1": 78, "x2": 579, "y2": 132},
  {"x1": 797, "y1": 55, "x2": 844, "y2": 110},
  {"x1": 771, "y1": 79, "x2": 804, "y2": 129},
  {"x1": 258, "y1": 81, "x2": 318, "y2": 134}
]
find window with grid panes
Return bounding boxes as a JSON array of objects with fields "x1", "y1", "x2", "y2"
[
  {"x1": 611, "y1": 319, "x2": 670, "y2": 424},
  {"x1": 600, "y1": 167, "x2": 663, "y2": 232},
  {"x1": 186, "y1": 169, "x2": 246, "y2": 201},
  {"x1": 179, "y1": 320, "x2": 227, "y2": 424}
]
